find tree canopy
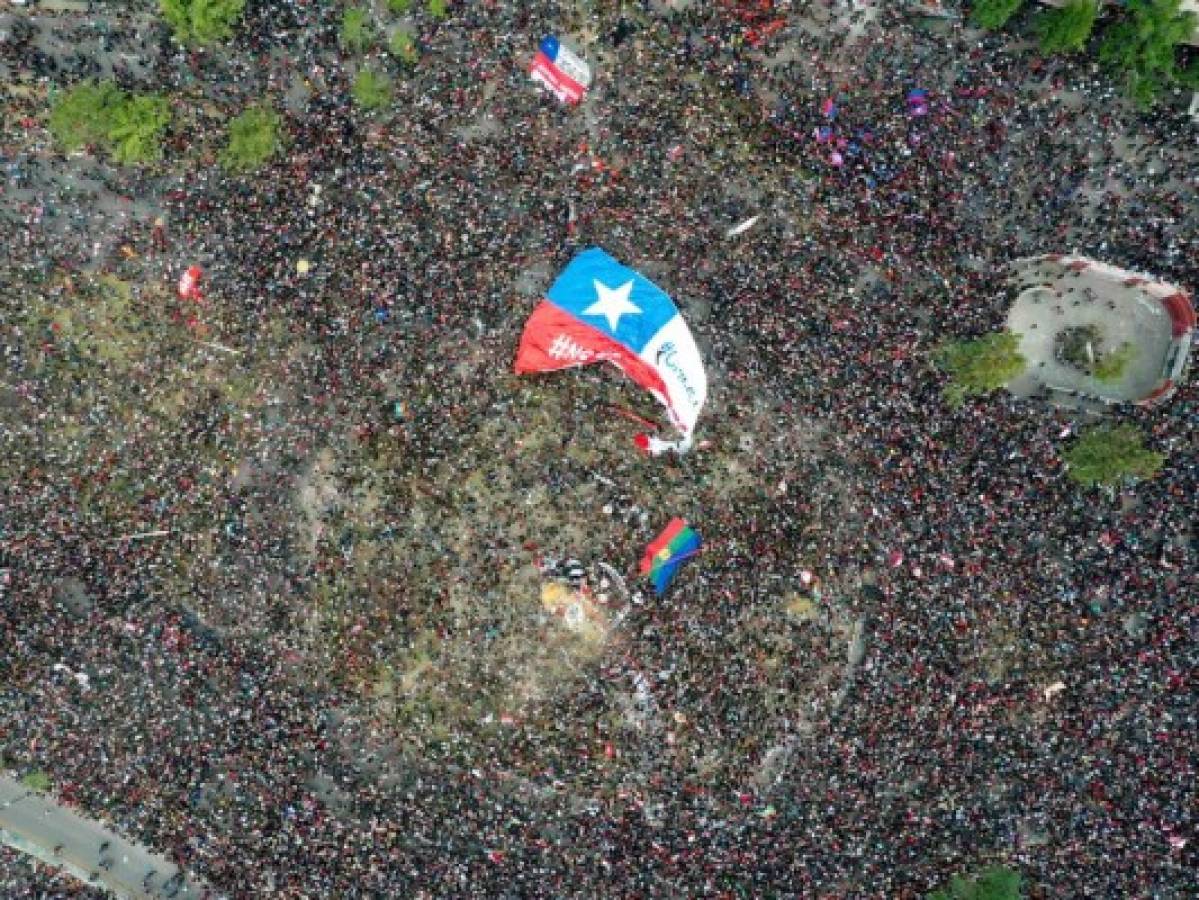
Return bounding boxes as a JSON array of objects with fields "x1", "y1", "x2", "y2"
[
  {"x1": 971, "y1": 0, "x2": 1026, "y2": 30},
  {"x1": 1063, "y1": 424, "x2": 1164, "y2": 487},
  {"x1": 1036, "y1": 0, "x2": 1099, "y2": 54},
  {"x1": 389, "y1": 28, "x2": 420, "y2": 65},
  {"x1": 1099, "y1": 0, "x2": 1199, "y2": 107},
  {"x1": 352, "y1": 68, "x2": 393, "y2": 111},
  {"x1": 159, "y1": 0, "x2": 246, "y2": 45},
  {"x1": 930, "y1": 865, "x2": 1022, "y2": 900},
  {"x1": 49, "y1": 82, "x2": 171, "y2": 165},
  {"x1": 106, "y1": 94, "x2": 171, "y2": 164},
  {"x1": 340, "y1": 7, "x2": 374, "y2": 52},
  {"x1": 935, "y1": 331, "x2": 1027, "y2": 406},
  {"x1": 221, "y1": 105, "x2": 283, "y2": 173},
  {"x1": 48, "y1": 80, "x2": 124, "y2": 153}
]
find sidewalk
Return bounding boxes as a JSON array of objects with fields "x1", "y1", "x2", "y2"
[{"x1": 0, "y1": 776, "x2": 212, "y2": 899}]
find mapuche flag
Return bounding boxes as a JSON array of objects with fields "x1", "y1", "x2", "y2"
[
  {"x1": 639, "y1": 518, "x2": 701, "y2": 595},
  {"x1": 513, "y1": 248, "x2": 707, "y2": 451}
]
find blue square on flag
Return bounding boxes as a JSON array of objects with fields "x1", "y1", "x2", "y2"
[{"x1": 545, "y1": 248, "x2": 677, "y2": 353}]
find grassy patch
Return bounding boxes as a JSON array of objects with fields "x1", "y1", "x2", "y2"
[
  {"x1": 20, "y1": 771, "x2": 52, "y2": 792},
  {"x1": 1093, "y1": 341, "x2": 1136, "y2": 383}
]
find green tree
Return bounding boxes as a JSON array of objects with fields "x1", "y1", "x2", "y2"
[
  {"x1": 387, "y1": 0, "x2": 411, "y2": 12},
  {"x1": 221, "y1": 105, "x2": 283, "y2": 172},
  {"x1": 1064, "y1": 424, "x2": 1164, "y2": 487},
  {"x1": 1099, "y1": 0, "x2": 1199, "y2": 107},
  {"x1": 341, "y1": 7, "x2": 374, "y2": 52},
  {"x1": 159, "y1": 0, "x2": 246, "y2": 45},
  {"x1": 352, "y1": 67, "x2": 393, "y2": 110},
  {"x1": 930, "y1": 865, "x2": 1022, "y2": 900},
  {"x1": 49, "y1": 80, "x2": 123, "y2": 153},
  {"x1": 389, "y1": 28, "x2": 419, "y2": 64},
  {"x1": 428, "y1": 0, "x2": 448, "y2": 19},
  {"x1": 935, "y1": 331, "x2": 1027, "y2": 406},
  {"x1": 106, "y1": 94, "x2": 171, "y2": 164},
  {"x1": 970, "y1": 0, "x2": 1025, "y2": 30},
  {"x1": 1036, "y1": 0, "x2": 1099, "y2": 54},
  {"x1": 52, "y1": 83, "x2": 171, "y2": 165}
]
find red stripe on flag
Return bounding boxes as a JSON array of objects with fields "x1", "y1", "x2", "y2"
[
  {"x1": 530, "y1": 54, "x2": 586, "y2": 103},
  {"x1": 609, "y1": 405, "x2": 661, "y2": 431},
  {"x1": 514, "y1": 301, "x2": 669, "y2": 400},
  {"x1": 640, "y1": 518, "x2": 687, "y2": 575}
]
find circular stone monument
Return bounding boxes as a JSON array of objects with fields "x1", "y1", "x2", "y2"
[{"x1": 1006, "y1": 255, "x2": 1194, "y2": 409}]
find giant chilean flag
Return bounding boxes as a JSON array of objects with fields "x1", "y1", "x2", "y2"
[
  {"x1": 530, "y1": 36, "x2": 592, "y2": 105},
  {"x1": 514, "y1": 248, "x2": 707, "y2": 439}
]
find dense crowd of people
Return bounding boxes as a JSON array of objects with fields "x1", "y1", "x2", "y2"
[{"x1": 2, "y1": 0, "x2": 1196, "y2": 896}]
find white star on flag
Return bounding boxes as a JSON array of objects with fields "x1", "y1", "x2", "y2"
[{"x1": 583, "y1": 278, "x2": 640, "y2": 330}]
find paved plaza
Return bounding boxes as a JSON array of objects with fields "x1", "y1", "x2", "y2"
[
  {"x1": 0, "y1": 776, "x2": 208, "y2": 899},
  {"x1": 1006, "y1": 256, "x2": 1188, "y2": 408}
]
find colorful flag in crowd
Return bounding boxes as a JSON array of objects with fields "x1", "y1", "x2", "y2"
[
  {"x1": 514, "y1": 248, "x2": 708, "y2": 454},
  {"x1": 906, "y1": 88, "x2": 929, "y2": 117},
  {"x1": 530, "y1": 36, "x2": 592, "y2": 104},
  {"x1": 640, "y1": 519, "x2": 701, "y2": 595},
  {"x1": 177, "y1": 265, "x2": 203, "y2": 301}
]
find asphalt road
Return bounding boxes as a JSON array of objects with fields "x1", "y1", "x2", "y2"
[{"x1": 0, "y1": 775, "x2": 210, "y2": 899}]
